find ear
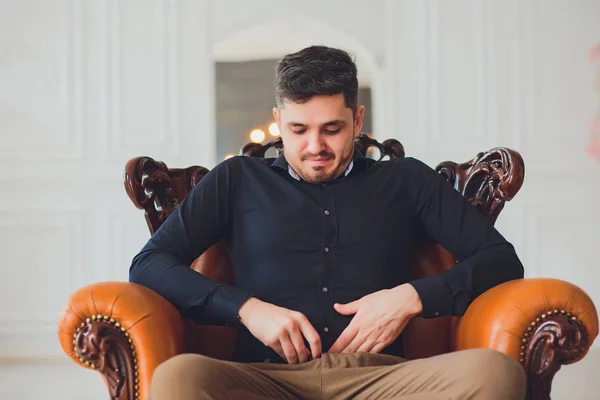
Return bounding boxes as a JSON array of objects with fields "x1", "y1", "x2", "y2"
[
  {"x1": 273, "y1": 107, "x2": 283, "y2": 135},
  {"x1": 354, "y1": 105, "x2": 365, "y2": 136}
]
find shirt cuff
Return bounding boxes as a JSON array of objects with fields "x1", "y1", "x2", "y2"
[
  {"x1": 213, "y1": 285, "x2": 257, "y2": 327},
  {"x1": 408, "y1": 274, "x2": 454, "y2": 318},
  {"x1": 185, "y1": 285, "x2": 256, "y2": 327}
]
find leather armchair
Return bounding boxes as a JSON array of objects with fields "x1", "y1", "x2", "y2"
[{"x1": 58, "y1": 134, "x2": 598, "y2": 400}]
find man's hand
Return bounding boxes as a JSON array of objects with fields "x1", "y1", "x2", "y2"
[
  {"x1": 328, "y1": 284, "x2": 423, "y2": 354},
  {"x1": 238, "y1": 298, "x2": 322, "y2": 364}
]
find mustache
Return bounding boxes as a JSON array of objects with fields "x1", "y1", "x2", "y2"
[{"x1": 301, "y1": 151, "x2": 335, "y2": 161}]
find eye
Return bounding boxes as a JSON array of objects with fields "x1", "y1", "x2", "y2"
[
  {"x1": 292, "y1": 129, "x2": 306, "y2": 134},
  {"x1": 325, "y1": 129, "x2": 341, "y2": 135}
]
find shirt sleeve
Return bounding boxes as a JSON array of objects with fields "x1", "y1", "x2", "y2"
[
  {"x1": 402, "y1": 157, "x2": 524, "y2": 318},
  {"x1": 128, "y1": 157, "x2": 255, "y2": 326}
]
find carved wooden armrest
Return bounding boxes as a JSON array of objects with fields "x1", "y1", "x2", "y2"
[
  {"x1": 454, "y1": 278, "x2": 598, "y2": 400},
  {"x1": 58, "y1": 282, "x2": 186, "y2": 400}
]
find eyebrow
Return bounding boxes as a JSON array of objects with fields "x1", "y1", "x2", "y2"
[{"x1": 287, "y1": 120, "x2": 347, "y2": 128}]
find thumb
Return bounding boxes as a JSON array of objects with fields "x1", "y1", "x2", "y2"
[{"x1": 334, "y1": 300, "x2": 360, "y2": 315}]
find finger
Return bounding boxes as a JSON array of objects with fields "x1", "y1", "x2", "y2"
[
  {"x1": 271, "y1": 342, "x2": 287, "y2": 361},
  {"x1": 289, "y1": 328, "x2": 310, "y2": 363},
  {"x1": 297, "y1": 316, "x2": 322, "y2": 359},
  {"x1": 334, "y1": 300, "x2": 359, "y2": 315},
  {"x1": 279, "y1": 333, "x2": 299, "y2": 364},
  {"x1": 329, "y1": 325, "x2": 358, "y2": 353},
  {"x1": 356, "y1": 338, "x2": 377, "y2": 353},
  {"x1": 370, "y1": 341, "x2": 388, "y2": 354},
  {"x1": 341, "y1": 332, "x2": 366, "y2": 354}
]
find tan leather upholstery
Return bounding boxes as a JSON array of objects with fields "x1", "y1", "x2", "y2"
[{"x1": 58, "y1": 282, "x2": 186, "y2": 400}]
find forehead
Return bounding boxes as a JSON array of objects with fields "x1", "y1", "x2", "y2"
[{"x1": 279, "y1": 94, "x2": 351, "y2": 123}]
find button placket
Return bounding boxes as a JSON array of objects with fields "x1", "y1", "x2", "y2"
[{"x1": 319, "y1": 184, "x2": 336, "y2": 334}]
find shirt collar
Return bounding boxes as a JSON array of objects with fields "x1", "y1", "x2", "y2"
[{"x1": 271, "y1": 148, "x2": 367, "y2": 181}]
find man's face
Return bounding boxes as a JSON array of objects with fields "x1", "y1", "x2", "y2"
[{"x1": 273, "y1": 94, "x2": 364, "y2": 183}]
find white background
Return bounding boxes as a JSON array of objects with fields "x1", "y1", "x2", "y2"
[{"x1": 0, "y1": 0, "x2": 599, "y2": 398}]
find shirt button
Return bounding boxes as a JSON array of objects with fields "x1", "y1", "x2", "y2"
[
  {"x1": 322, "y1": 287, "x2": 328, "y2": 292},
  {"x1": 324, "y1": 210, "x2": 330, "y2": 215},
  {"x1": 434, "y1": 311, "x2": 440, "y2": 317},
  {"x1": 324, "y1": 247, "x2": 330, "y2": 253},
  {"x1": 324, "y1": 327, "x2": 329, "y2": 332}
]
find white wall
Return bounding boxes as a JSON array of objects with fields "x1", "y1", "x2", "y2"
[{"x1": 0, "y1": 0, "x2": 599, "y2": 398}]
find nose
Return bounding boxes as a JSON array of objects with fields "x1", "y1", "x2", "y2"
[{"x1": 306, "y1": 131, "x2": 326, "y2": 155}]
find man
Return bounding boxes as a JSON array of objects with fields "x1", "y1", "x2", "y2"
[{"x1": 130, "y1": 45, "x2": 526, "y2": 399}]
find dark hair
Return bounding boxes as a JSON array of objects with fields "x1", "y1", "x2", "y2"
[{"x1": 274, "y1": 45, "x2": 358, "y2": 115}]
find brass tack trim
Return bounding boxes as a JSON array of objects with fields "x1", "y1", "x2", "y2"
[
  {"x1": 73, "y1": 314, "x2": 139, "y2": 399},
  {"x1": 520, "y1": 310, "x2": 586, "y2": 365}
]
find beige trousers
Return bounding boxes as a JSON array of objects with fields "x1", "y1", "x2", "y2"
[{"x1": 150, "y1": 348, "x2": 526, "y2": 400}]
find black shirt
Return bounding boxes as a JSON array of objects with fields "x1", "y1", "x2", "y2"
[{"x1": 128, "y1": 150, "x2": 524, "y2": 363}]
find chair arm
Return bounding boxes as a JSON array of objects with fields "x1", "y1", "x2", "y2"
[
  {"x1": 58, "y1": 281, "x2": 186, "y2": 400},
  {"x1": 454, "y1": 278, "x2": 598, "y2": 399}
]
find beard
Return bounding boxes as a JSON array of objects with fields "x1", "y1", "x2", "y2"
[{"x1": 295, "y1": 145, "x2": 354, "y2": 184}]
